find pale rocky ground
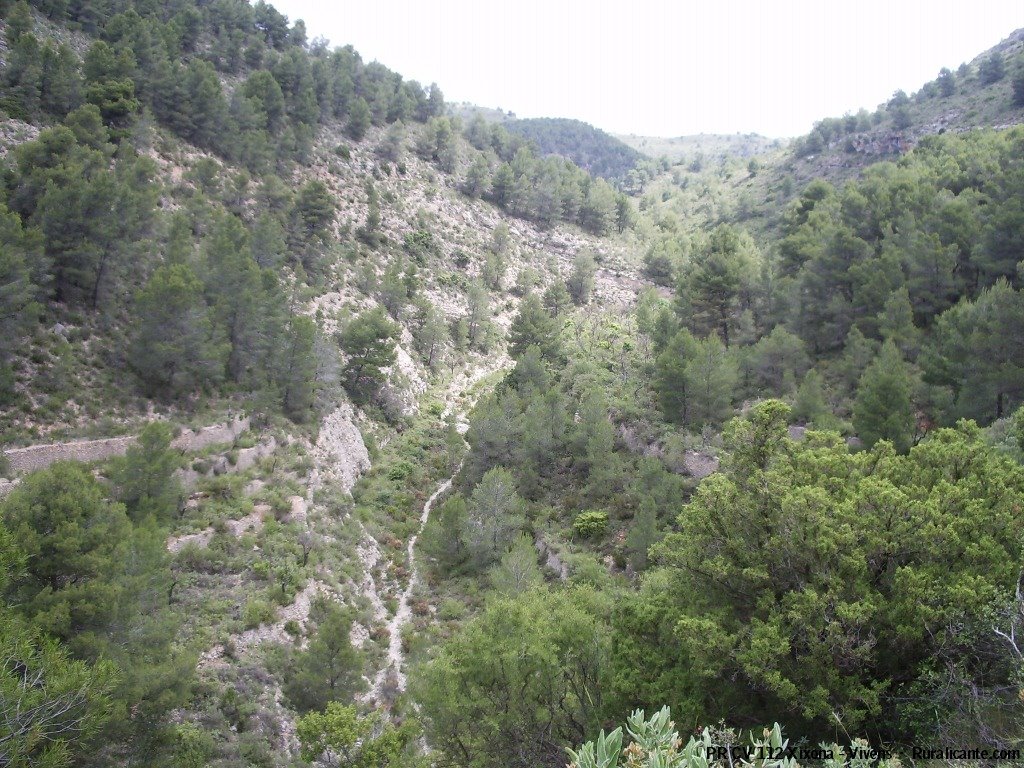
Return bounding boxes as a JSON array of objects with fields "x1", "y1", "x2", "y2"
[{"x1": 2, "y1": 110, "x2": 654, "y2": 762}]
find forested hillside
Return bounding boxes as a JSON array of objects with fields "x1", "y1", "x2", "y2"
[
  {"x1": 501, "y1": 117, "x2": 645, "y2": 183},
  {"x1": 0, "y1": 2, "x2": 1023, "y2": 768},
  {"x1": 792, "y1": 28, "x2": 1024, "y2": 176}
]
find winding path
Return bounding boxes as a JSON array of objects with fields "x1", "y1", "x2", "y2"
[
  {"x1": 369, "y1": 472, "x2": 456, "y2": 700},
  {"x1": 364, "y1": 356, "x2": 507, "y2": 705}
]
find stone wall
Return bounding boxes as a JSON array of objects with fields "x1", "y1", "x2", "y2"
[{"x1": 3, "y1": 415, "x2": 250, "y2": 475}]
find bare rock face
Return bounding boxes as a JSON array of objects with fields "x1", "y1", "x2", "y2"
[
  {"x1": 682, "y1": 450, "x2": 719, "y2": 480},
  {"x1": 313, "y1": 404, "x2": 371, "y2": 495},
  {"x1": 172, "y1": 415, "x2": 249, "y2": 452}
]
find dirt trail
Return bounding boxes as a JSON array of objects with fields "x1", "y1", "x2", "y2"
[
  {"x1": 369, "y1": 472, "x2": 455, "y2": 700},
  {"x1": 362, "y1": 355, "x2": 507, "y2": 706}
]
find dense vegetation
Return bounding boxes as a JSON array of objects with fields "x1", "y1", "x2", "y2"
[
  {"x1": 503, "y1": 117, "x2": 645, "y2": 183},
  {"x1": 2, "y1": 1, "x2": 1024, "y2": 767}
]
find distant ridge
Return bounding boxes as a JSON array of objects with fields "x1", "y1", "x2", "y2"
[{"x1": 502, "y1": 117, "x2": 644, "y2": 183}]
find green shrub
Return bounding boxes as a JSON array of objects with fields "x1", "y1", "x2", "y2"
[
  {"x1": 174, "y1": 723, "x2": 216, "y2": 768},
  {"x1": 573, "y1": 510, "x2": 609, "y2": 539},
  {"x1": 242, "y1": 598, "x2": 275, "y2": 629}
]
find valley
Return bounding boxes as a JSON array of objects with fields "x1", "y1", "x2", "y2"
[{"x1": 0, "y1": 2, "x2": 1023, "y2": 767}]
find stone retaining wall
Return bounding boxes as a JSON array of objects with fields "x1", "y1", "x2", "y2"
[{"x1": 3, "y1": 415, "x2": 250, "y2": 475}]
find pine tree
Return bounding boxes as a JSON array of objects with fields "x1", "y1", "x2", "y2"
[
  {"x1": 112, "y1": 422, "x2": 183, "y2": 522},
  {"x1": 626, "y1": 497, "x2": 659, "y2": 572},
  {"x1": 1013, "y1": 56, "x2": 1024, "y2": 106},
  {"x1": 251, "y1": 212, "x2": 286, "y2": 269},
  {"x1": 283, "y1": 601, "x2": 363, "y2": 713},
  {"x1": 654, "y1": 329, "x2": 699, "y2": 425},
  {"x1": 338, "y1": 308, "x2": 397, "y2": 404},
  {"x1": 0, "y1": 203, "x2": 42, "y2": 364},
  {"x1": 346, "y1": 95, "x2": 371, "y2": 140},
  {"x1": 937, "y1": 67, "x2": 956, "y2": 97},
  {"x1": 579, "y1": 178, "x2": 616, "y2": 234},
  {"x1": 792, "y1": 369, "x2": 828, "y2": 425},
  {"x1": 542, "y1": 280, "x2": 572, "y2": 317},
  {"x1": 421, "y1": 494, "x2": 469, "y2": 571},
  {"x1": 203, "y1": 215, "x2": 263, "y2": 384},
  {"x1": 466, "y1": 467, "x2": 525, "y2": 570},
  {"x1": 414, "y1": 304, "x2": 448, "y2": 370},
  {"x1": 683, "y1": 333, "x2": 738, "y2": 429},
  {"x1": 979, "y1": 51, "x2": 1006, "y2": 85},
  {"x1": 878, "y1": 286, "x2": 920, "y2": 359},
  {"x1": 356, "y1": 180, "x2": 382, "y2": 248},
  {"x1": 680, "y1": 225, "x2": 756, "y2": 348},
  {"x1": 566, "y1": 250, "x2": 597, "y2": 305},
  {"x1": 277, "y1": 314, "x2": 318, "y2": 421},
  {"x1": 489, "y1": 534, "x2": 543, "y2": 595},
  {"x1": 463, "y1": 155, "x2": 490, "y2": 198},
  {"x1": 465, "y1": 280, "x2": 490, "y2": 349},
  {"x1": 2, "y1": 462, "x2": 132, "y2": 644},
  {"x1": 508, "y1": 293, "x2": 561, "y2": 362},
  {"x1": 853, "y1": 340, "x2": 915, "y2": 452},
  {"x1": 130, "y1": 264, "x2": 226, "y2": 398}
]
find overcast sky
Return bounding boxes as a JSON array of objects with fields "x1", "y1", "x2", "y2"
[{"x1": 270, "y1": 0, "x2": 1024, "y2": 138}]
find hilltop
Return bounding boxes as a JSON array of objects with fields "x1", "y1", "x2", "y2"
[
  {"x1": 788, "y1": 27, "x2": 1024, "y2": 185},
  {"x1": 453, "y1": 108, "x2": 646, "y2": 184},
  {"x1": 501, "y1": 117, "x2": 644, "y2": 183}
]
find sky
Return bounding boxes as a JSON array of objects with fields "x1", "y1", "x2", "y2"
[{"x1": 271, "y1": 0, "x2": 1024, "y2": 138}]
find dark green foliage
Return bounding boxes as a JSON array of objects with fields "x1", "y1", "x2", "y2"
[
  {"x1": 338, "y1": 308, "x2": 397, "y2": 404},
  {"x1": 614, "y1": 401, "x2": 1024, "y2": 742},
  {"x1": 415, "y1": 588, "x2": 609, "y2": 768},
  {"x1": 414, "y1": 303, "x2": 449, "y2": 370},
  {"x1": 0, "y1": 204, "x2": 42, "y2": 361},
  {"x1": 677, "y1": 225, "x2": 757, "y2": 348},
  {"x1": 420, "y1": 494, "x2": 471, "y2": 573},
  {"x1": 1, "y1": 31, "x2": 81, "y2": 121},
  {"x1": 346, "y1": 95, "x2": 370, "y2": 140},
  {"x1": 775, "y1": 129, "x2": 1024, "y2": 367},
  {"x1": 282, "y1": 600, "x2": 363, "y2": 713},
  {"x1": 0, "y1": 610, "x2": 118, "y2": 768},
  {"x1": 625, "y1": 497, "x2": 659, "y2": 571},
  {"x1": 415, "y1": 116, "x2": 458, "y2": 172},
  {"x1": 277, "y1": 313, "x2": 318, "y2": 421},
  {"x1": 2, "y1": 462, "x2": 134, "y2": 643},
  {"x1": 1014, "y1": 56, "x2": 1024, "y2": 106},
  {"x1": 503, "y1": 117, "x2": 643, "y2": 183},
  {"x1": 111, "y1": 421, "x2": 183, "y2": 522},
  {"x1": 853, "y1": 340, "x2": 916, "y2": 451},
  {"x1": 979, "y1": 51, "x2": 1006, "y2": 85},
  {"x1": 542, "y1": 279, "x2": 572, "y2": 317},
  {"x1": 1, "y1": 463, "x2": 193, "y2": 756},
  {"x1": 937, "y1": 66, "x2": 956, "y2": 97},
  {"x1": 355, "y1": 180, "x2": 382, "y2": 248},
  {"x1": 288, "y1": 180, "x2": 335, "y2": 268},
  {"x1": 792, "y1": 369, "x2": 828, "y2": 424},
  {"x1": 922, "y1": 278, "x2": 1024, "y2": 421},
  {"x1": 130, "y1": 263, "x2": 225, "y2": 399},
  {"x1": 566, "y1": 250, "x2": 597, "y2": 305},
  {"x1": 508, "y1": 293, "x2": 562, "y2": 362},
  {"x1": 654, "y1": 329, "x2": 737, "y2": 429},
  {"x1": 5, "y1": 117, "x2": 157, "y2": 309},
  {"x1": 463, "y1": 467, "x2": 526, "y2": 570}
]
